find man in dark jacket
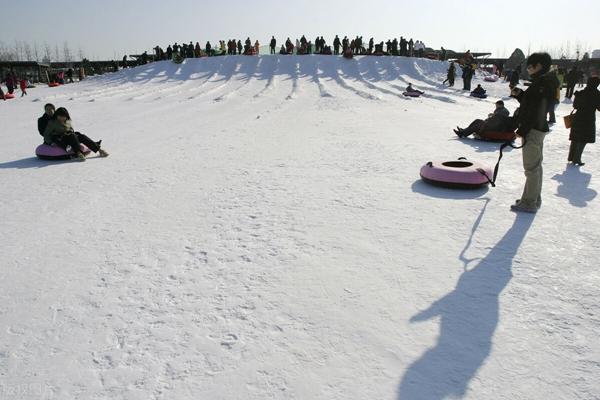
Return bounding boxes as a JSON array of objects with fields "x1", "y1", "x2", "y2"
[
  {"x1": 38, "y1": 104, "x2": 56, "y2": 138},
  {"x1": 509, "y1": 65, "x2": 521, "y2": 88},
  {"x1": 462, "y1": 64, "x2": 474, "y2": 91},
  {"x1": 568, "y1": 77, "x2": 600, "y2": 165},
  {"x1": 565, "y1": 67, "x2": 580, "y2": 99},
  {"x1": 333, "y1": 35, "x2": 341, "y2": 55},
  {"x1": 270, "y1": 36, "x2": 276, "y2": 54},
  {"x1": 510, "y1": 52, "x2": 558, "y2": 213},
  {"x1": 454, "y1": 100, "x2": 512, "y2": 137}
]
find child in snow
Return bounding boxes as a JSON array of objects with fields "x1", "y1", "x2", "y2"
[
  {"x1": 43, "y1": 107, "x2": 109, "y2": 161},
  {"x1": 20, "y1": 79, "x2": 27, "y2": 97}
]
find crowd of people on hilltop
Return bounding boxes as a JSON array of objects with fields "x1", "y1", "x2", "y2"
[{"x1": 137, "y1": 34, "x2": 431, "y2": 65}]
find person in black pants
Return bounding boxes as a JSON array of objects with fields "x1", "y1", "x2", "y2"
[
  {"x1": 43, "y1": 107, "x2": 109, "y2": 161},
  {"x1": 568, "y1": 77, "x2": 600, "y2": 165}
]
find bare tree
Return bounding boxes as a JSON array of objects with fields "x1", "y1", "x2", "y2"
[
  {"x1": 33, "y1": 42, "x2": 40, "y2": 62},
  {"x1": 63, "y1": 41, "x2": 73, "y2": 62},
  {"x1": 14, "y1": 40, "x2": 24, "y2": 61},
  {"x1": 24, "y1": 42, "x2": 33, "y2": 61},
  {"x1": 54, "y1": 44, "x2": 60, "y2": 62},
  {"x1": 78, "y1": 46, "x2": 85, "y2": 61},
  {"x1": 42, "y1": 42, "x2": 52, "y2": 62}
]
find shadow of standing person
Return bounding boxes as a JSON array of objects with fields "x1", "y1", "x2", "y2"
[
  {"x1": 398, "y1": 213, "x2": 534, "y2": 400},
  {"x1": 552, "y1": 168, "x2": 597, "y2": 208}
]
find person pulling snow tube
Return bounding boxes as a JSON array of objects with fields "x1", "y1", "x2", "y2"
[
  {"x1": 473, "y1": 131, "x2": 516, "y2": 142},
  {"x1": 35, "y1": 143, "x2": 91, "y2": 160},
  {"x1": 420, "y1": 158, "x2": 493, "y2": 189}
]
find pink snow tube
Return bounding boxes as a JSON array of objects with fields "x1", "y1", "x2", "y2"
[
  {"x1": 484, "y1": 75, "x2": 499, "y2": 82},
  {"x1": 420, "y1": 158, "x2": 493, "y2": 189},
  {"x1": 35, "y1": 144, "x2": 91, "y2": 160},
  {"x1": 4, "y1": 93, "x2": 15, "y2": 99}
]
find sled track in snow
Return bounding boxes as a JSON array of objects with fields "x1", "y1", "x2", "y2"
[{"x1": 46, "y1": 56, "x2": 494, "y2": 106}]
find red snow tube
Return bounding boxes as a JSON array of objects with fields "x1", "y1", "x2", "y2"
[
  {"x1": 48, "y1": 82, "x2": 61, "y2": 87},
  {"x1": 420, "y1": 159, "x2": 493, "y2": 189},
  {"x1": 4, "y1": 93, "x2": 15, "y2": 99},
  {"x1": 35, "y1": 143, "x2": 91, "y2": 160},
  {"x1": 474, "y1": 131, "x2": 516, "y2": 142}
]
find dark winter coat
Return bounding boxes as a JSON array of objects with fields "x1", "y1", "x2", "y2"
[
  {"x1": 482, "y1": 107, "x2": 513, "y2": 132},
  {"x1": 570, "y1": 88, "x2": 600, "y2": 143},
  {"x1": 513, "y1": 71, "x2": 559, "y2": 137},
  {"x1": 38, "y1": 114, "x2": 52, "y2": 137}
]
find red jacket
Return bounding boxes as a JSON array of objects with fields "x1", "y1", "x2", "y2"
[{"x1": 20, "y1": 80, "x2": 27, "y2": 90}]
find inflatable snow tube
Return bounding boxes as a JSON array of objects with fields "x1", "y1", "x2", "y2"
[
  {"x1": 403, "y1": 91, "x2": 421, "y2": 97},
  {"x1": 474, "y1": 131, "x2": 516, "y2": 142},
  {"x1": 420, "y1": 159, "x2": 493, "y2": 189},
  {"x1": 48, "y1": 82, "x2": 61, "y2": 87},
  {"x1": 470, "y1": 93, "x2": 488, "y2": 99},
  {"x1": 35, "y1": 144, "x2": 91, "y2": 160},
  {"x1": 484, "y1": 75, "x2": 499, "y2": 82},
  {"x1": 4, "y1": 93, "x2": 15, "y2": 99}
]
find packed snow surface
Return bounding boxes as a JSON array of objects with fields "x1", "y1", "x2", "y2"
[{"x1": 1, "y1": 56, "x2": 599, "y2": 400}]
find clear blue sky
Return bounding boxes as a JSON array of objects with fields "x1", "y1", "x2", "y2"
[{"x1": 2, "y1": 0, "x2": 599, "y2": 60}]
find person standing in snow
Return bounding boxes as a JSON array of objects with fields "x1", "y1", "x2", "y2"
[
  {"x1": 206, "y1": 41, "x2": 212, "y2": 56},
  {"x1": 565, "y1": 67, "x2": 580, "y2": 99},
  {"x1": 443, "y1": 61, "x2": 456, "y2": 86},
  {"x1": 270, "y1": 36, "x2": 276, "y2": 54},
  {"x1": 43, "y1": 107, "x2": 109, "y2": 161},
  {"x1": 333, "y1": 35, "x2": 341, "y2": 55},
  {"x1": 510, "y1": 52, "x2": 558, "y2": 213},
  {"x1": 568, "y1": 76, "x2": 600, "y2": 166},
  {"x1": 19, "y1": 78, "x2": 27, "y2": 97},
  {"x1": 509, "y1": 65, "x2": 521, "y2": 89},
  {"x1": 462, "y1": 64, "x2": 474, "y2": 91}
]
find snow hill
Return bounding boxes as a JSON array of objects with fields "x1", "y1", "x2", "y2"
[{"x1": 1, "y1": 56, "x2": 599, "y2": 400}]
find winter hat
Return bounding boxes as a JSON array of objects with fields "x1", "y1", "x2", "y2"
[{"x1": 526, "y1": 52, "x2": 552, "y2": 74}]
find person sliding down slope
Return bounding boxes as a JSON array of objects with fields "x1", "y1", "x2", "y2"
[
  {"x1": 405, "y1": 83, "x2": 424, "y2": 95},
  {"x1": 470, "y1": 84, "x2": 487, "y2": 98},
  {"x1": 43, "y1": 107, "x2": 109, "y2": 161}
]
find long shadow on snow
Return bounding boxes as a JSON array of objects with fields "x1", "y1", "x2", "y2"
[
  {"x1": 452, "y1": 137, "x2": 515, "y2": 154},
  {"x1": 552, "y1": 167, "x2": 598, "y2": 208},
  {"x1": 338, "y1": 57, "x2": 407, "y2": 100},
  {"x1": 411, "y1": 180, "x2": 489, "y2": 200},
  {"x1": 318, "y1": 56, "x2": 379, "y2": 100},
  {"x1": 0, "y1": 157, "x2": 75, "y2": 169},
  {"x1": 398, "y1": 210, "x2": 534, "y2": 400}
]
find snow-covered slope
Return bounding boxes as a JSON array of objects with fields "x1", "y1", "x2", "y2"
[{"x1": 1, "y1": 56, "x2": 599, "y2": 400}]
